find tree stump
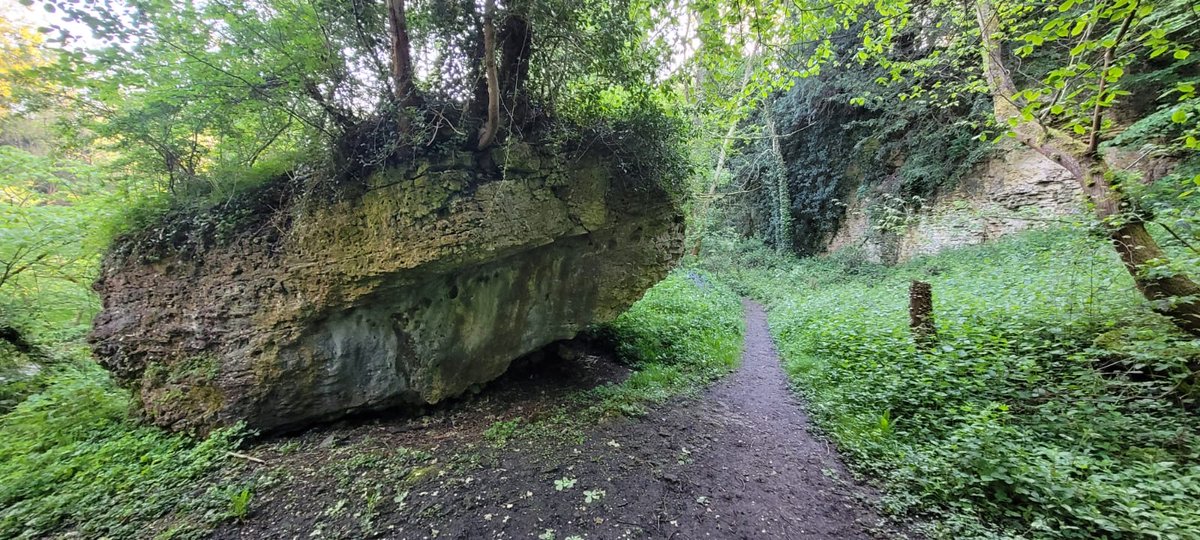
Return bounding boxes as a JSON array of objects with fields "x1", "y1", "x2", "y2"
[{"x1": 909, "y1": 280, "x2": 936, "y2": 347}]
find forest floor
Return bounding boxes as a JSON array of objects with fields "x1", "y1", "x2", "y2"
[{"x1": 212, "y1": 301, "x2": 900, "y2": 540}]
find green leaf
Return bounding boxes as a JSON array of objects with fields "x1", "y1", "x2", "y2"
[
  {"x1": 1174, "y1": 50, "x2": 1190, "y2": 60},
  {"x1": 1070, "y1": 19, "x2": 1087, "y2": 37},
  {"x1": 1172, "y1": 108, "x2": 1189, "y2": 124}
]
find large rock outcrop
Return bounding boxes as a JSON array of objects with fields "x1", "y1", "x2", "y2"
[
  {"x1": 824, "y1": 143, "x2": 1084, "y2": 263},
  {"x1": 91, "y1": 144, "x2": 684, "y2": 432}
]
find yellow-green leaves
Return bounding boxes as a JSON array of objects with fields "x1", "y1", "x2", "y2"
[{"x1": 1070, "y1": 17, "x2": 1088, "y2": 37}]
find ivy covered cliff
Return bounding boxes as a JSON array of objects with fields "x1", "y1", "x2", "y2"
[{"x1": 716, "y1": 15, "x2": 1198, "y2": 265}]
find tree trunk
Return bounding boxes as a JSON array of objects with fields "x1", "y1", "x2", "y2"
[
  {"x1": 689, "y1": 57, "x2": 757, "y2": 258},
  {"x1": 765, "y1": 108, "x2": 790, "y2": 252},
  {"x1": 974, "y1": 0, "x2": 1200, "y2": 336},
  {"x1": 499, "y1": 11, "x2": 533, "y2": 127},
  {"x1": 909, "y1": 280, "x2": 936, "y2": 347},
  {"x1": 689, "y1": 123, "x2": 734, "y2": 258},
  {"x1": 477, "y1": 0, "x2": 501, "y2": 150},
  {"x1": 467, "y1": 2, "x2": 490, "y2": 122},
  {"x1": 386, "y1": 0, "x2": 418, "y2": 112}
]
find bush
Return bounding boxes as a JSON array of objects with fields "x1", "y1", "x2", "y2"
[
  {"x1": 714, "y1": 227, "x2": 1200, "y2": 539},
  {"x1": 0, "y1": 358, "x2": 244, "y2": 540}
]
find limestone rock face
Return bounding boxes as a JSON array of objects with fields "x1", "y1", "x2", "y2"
[
  {"x1": 91, "y1": 146, "x2": 684, "y2": 432},
  {"x1": 825, "y1": 143, "x2": 1084, "y2": 263}
]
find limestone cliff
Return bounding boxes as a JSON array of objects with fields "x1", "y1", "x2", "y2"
[
  {"x1": 91, "y1": 144, "x2": 684, "y2": 432},
  {"x1": 824, "y1": 143, "x2": 1084, "y2": 263}
]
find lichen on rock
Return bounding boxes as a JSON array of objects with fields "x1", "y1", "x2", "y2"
[{"x1": 90, "y1": 144, "x2": 684, "y2": 432}]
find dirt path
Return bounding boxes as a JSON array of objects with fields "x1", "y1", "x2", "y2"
[
  {"x1": 217, "y1": 300, "x2": 893, "y2": 539},
  {"x1": 543, "y1": 299, "x2": 886, "y2": 539},
  {"x1": 654, "y1": 299, "x2": 886, "y2": 538}
]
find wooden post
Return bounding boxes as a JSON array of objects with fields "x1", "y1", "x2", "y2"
[{"x1": 909, "y1": 280, "x2": 936, "y2": 347}]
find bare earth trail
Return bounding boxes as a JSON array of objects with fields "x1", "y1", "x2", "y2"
[
  {"x1": 652, "y1": 299, "x2": 888, "y2": 538},
  {"x1": 217, "y1": 301, "x2": 894, "y2": 539}
]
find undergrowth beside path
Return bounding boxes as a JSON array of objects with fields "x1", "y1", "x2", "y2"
[
  {"x1": 0, "y1": 358, "x2": 246, "y2": 540},
  {"x1": 706, "y1": 228, "x2": 1200, "y2": 539},
  {"x1": 592, "y1": 270, "x2": 745, "y2": 414}
]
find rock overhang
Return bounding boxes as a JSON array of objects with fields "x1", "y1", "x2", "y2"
[{"x1": 90, "y1": 143, "x2": 684, "y2": 432}]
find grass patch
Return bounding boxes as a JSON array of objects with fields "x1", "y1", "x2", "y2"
[
  {"x1": 588, "y1": 269, "x2": 745, "y2": 416},
  {"x1": 709, "y1": 228, "x2": 1200, "y2": 539},
  {"x1": 484, "y1": 417, "x2": 525, "y2": 445}
]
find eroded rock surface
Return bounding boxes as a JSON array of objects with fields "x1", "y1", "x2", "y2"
[
  {"x1": 91, "y1": 145, "x2": 684, "y2": 432},
  {"x1": 825, "y1": 142, "x2": 1084, "y2": 263}
]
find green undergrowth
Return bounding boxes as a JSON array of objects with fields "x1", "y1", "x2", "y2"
[
  {"x1": 706, "y1": 228, "x2": 1200, "y2": 539},
  {"x1": 0, "y1": 354, "x2": 245, "y2": 540},
  {"x1": 588, "y1": 269, "x2": 745, "y2": 416}
]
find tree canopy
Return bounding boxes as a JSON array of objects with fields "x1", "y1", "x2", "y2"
[{"x1": 21, "y1": 0, "x2": 688, "y2": 197}]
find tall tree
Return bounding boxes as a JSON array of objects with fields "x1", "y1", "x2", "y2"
[
  {"x1": 477, "y1": 0, "x2": 500, "y2": 149},
  {"x1": 385, "y1": 0, "x2": 414, "y2": 102}
]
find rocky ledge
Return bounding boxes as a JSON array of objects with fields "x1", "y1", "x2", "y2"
[{"x1": 91, "y1": 143, "x2": 684, "y2": 432}]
